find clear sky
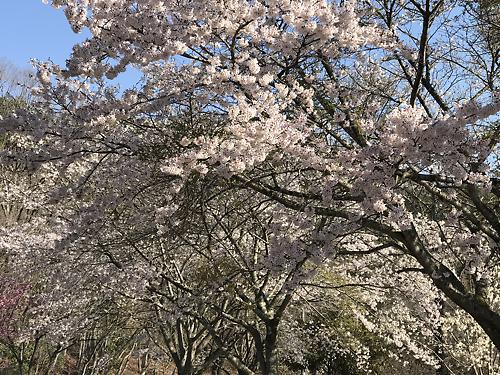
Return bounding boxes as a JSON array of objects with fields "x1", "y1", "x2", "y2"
[
  {"x1": 0, "y1": 1, "x2": 91, "y2": 68},
  {"x1": 0, "y1": 1, "x2": 141, "y2": 88}
]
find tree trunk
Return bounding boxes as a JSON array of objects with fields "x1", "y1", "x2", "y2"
[
  {"x1": 263, "y1": 320, "x2": 279, "y2": 375},
  {"x1": 45, "y1": 352, "x2": 59, "y2": 375},
  {"x1": 403, "y1": 227, "x2": 500, "y2": 351}
]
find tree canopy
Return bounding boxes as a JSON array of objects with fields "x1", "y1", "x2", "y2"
[{"x1": 2, "y1": 0, "x2": 500, "y2": 373}]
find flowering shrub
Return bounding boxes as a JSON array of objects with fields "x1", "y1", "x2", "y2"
[
  {"x1": 0, "y1": 276, "x2": 29, "y2": 339},
  {"x1": 0, "y1": 276, "x2": 30, "y2": 370}
]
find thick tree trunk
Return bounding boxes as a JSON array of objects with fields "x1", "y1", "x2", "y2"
[
  {"x1": 434, "y1": 323, "x2": 450, "y2": 375},
  {"x1": 263, "y1": 320, "x2": 279, "y2": 375},
  {"x1": 402, "y1": 227, "x2": 500, "y2": 351}
]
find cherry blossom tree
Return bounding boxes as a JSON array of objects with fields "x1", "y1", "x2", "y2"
[
  {"x1": 150, "y1": 184, "x2": 314, "y2": 375},
  {"x1": 3, "y1": 0, "x2": 500, "y2": 370}
]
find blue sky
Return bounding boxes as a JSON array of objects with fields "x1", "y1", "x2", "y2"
[
  {"x1": 0, "y1": 1, "x2": 141, "y2": 88},
  {"x1": 0, "y1": 1, "x2": 91, "y2": 68}
]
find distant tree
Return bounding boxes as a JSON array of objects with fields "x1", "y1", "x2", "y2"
[
  {"x1": 0, "y1": 58, "x2": 39, "y2": 228},
  {"x1": 0, "y1": 58, "x2": 35, "y2": 115}
]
